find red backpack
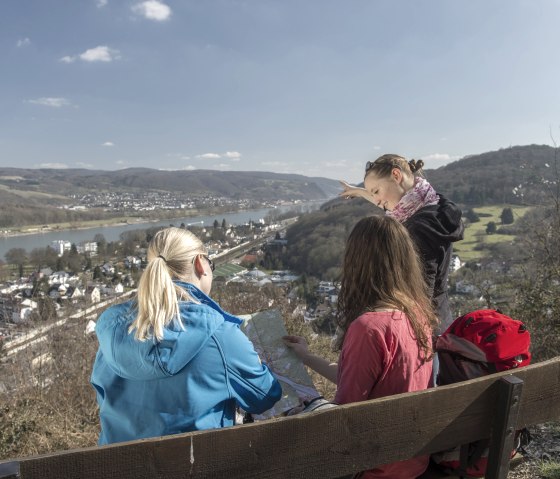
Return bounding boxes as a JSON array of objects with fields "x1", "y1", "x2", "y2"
[{"x1": 432, "y1": 309, "x2": 531, "y2": 478}]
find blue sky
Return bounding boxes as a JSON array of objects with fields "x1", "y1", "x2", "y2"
[{"x1": 1, "y1": 0, "x2": 560, "y2": 182}]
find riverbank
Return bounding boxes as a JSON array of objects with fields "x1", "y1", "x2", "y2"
[
  {"x1": 0, "y1": 201, "x2": 322, "y2": 259},
  {"x1": 0, "y1": 206, "x2": 256, "y2": 239},
  {"x1": 0, "y1": 201, "x2": 316, "y2": 239}
]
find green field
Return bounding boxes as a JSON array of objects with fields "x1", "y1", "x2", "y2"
[
  {"x1": 453, "y1": 205, "x2": 533, "y2": 262},
  {"x1": 213, "y1": 263, "x2": 246, "y2": 277}
]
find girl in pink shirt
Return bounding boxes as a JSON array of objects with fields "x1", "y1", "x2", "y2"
[{"x1": 285, "y1": 215, "x2": 437, "y2": 479}]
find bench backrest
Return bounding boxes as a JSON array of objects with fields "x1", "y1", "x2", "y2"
[{"x1": 1, "y1": 357, "x2": 559, "y2": 479}]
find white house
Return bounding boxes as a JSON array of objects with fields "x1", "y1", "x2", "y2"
[
  {"x1": 49, "y1": 271, "x2": 70, "y2": 285},
  {"x1": 124, "y1": 256, "x2": 141, "y2": 269},
  {"x1": 51, "y1": 240, "x2": 72, "y2": 256},
  {"x1": 86, "y1": 286, "x2": 101, "y2": 303},
  {"x1": 12, "y1": 307, "x2": 34, "y2": 323},
  {"x1": 449, "y1": 255, "x2": 464, "y2": 273},
  {"x1": 77, "y1": 242, "x2": 98, "y2": 256},
  {"x1": 102, "y1": 263, "x2": 115, "y2": 275}
]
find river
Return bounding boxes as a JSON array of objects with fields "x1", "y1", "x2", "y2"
[{"x1": 0, "y1": 201, "x2": 322, "y2": 258}]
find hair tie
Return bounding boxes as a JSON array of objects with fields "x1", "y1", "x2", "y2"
[{"x1": 158, "y1": 254, "x2": 167, "y2": 263}]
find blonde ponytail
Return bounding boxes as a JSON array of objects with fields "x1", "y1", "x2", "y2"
[{"x1": 129, "y1": 227, "x2": 206, "y2": 341}]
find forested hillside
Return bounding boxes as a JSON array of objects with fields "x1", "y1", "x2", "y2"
[
  {"x1": 282, "y1": 144, "x2": 560, "y2": 279},
  {"x1": 284, "y1": 198, "x2": 377, "y2": 279},
  {"x1": 427, "y1": 144, "x2": 558, "y2": 205}
]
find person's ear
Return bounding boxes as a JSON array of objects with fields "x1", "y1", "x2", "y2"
[
  {"x1": 392, "y1": 168, "x2": 402, "y2": 182},
  {"x1": 194, "y1": 255, "x2": 205, "y2": 277}
]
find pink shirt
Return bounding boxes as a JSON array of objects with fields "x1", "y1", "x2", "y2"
[{"x1": 335, "y1": 311, "x2": 433, "y2": 479}]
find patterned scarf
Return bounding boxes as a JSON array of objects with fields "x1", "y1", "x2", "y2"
[{"x1": 387, "y1": 177, "x2": 439, "y2": 223}]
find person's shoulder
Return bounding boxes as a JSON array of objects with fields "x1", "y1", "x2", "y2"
[
  {"x1": 351, "y1": 311, "x2": 403, "y2": 331},
  {"x1": 178, "y1": 301, "x2": 226, "y2": 333},
  {"x1": 98, "y1": 300, "x2": 135, "y2": 323}
]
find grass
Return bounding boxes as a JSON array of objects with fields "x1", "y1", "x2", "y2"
[
  {"x1": 539, "y1": 461, "x2": 560, "y2": 479},
  {"x1": 0, "y1": 184, "x2": 68, "y2": 201},
  {"x1": 453, "y1": 205, "x2": 533, "y2": 262}
]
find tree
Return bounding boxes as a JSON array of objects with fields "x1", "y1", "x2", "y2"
[
  {"x1": 213, "y1": 219, "x2": 220, "y2": 229},
  {"x1": 94, "y1": 233, "x2": 107, "y2": 257},
  {"x1": 500, "y1": 207, "x2": 514, "y2": 225},
  {"x1": 5, "y1": 247, "x2": 27, "y2": 278},
  {"x1": 464, "y1": 209, "x2": 480, "y2": 223},
  {"x1": 93, "y1": 265, "x2": 103, "y2": 280},
  {"x1": 35, "y1": 297, "x2": 57, "y2": 322},
  {"x1": 221, "y1": 218, "x2": 227, "y2": 229},
  {"x1": 511, "y1": 139, "x2": 560, "y2": 360},
  {"x1": 30, "y1": 246, "x2": 58, "y2": 272},
  {"x1": 486, "y1": 221, "x2": 497, "y2": 235}
]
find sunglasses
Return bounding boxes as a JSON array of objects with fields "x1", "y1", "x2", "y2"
[{"x1": 205, "y1": 256, "x2": 215, "y2": 272}]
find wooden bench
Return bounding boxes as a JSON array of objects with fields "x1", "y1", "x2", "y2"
[{"x1": 1, "y1": 357, "x2": 559, "y2": 479}]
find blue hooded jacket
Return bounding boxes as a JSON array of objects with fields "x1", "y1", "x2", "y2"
[{"x1": 91, "y1": 282, "x2": 282, "y2": 445}]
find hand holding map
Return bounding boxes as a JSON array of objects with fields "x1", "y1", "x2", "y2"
[{"x1": 239, "y1": 309, "x2": 319, "y2": 419}]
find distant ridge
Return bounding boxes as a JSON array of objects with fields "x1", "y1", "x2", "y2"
[
  {"x1": 1, "y1": 144, "x2": 557, "y2": 208},
  {"x1": 0, "y1": 168, "x2": 340, "y2": 206}
]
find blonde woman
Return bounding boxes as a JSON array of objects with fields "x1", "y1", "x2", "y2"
[{"x1": 91, "y1": 227, "x2": 281, "y2": 445}]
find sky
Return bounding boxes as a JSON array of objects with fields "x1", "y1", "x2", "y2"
[{"x1": 1, "y1": 0, "x2": 560, "y2": 182}]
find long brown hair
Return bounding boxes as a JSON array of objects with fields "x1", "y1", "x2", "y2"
[{"x1": 336, "y1": 215, "x2": 437, "y2": 358}]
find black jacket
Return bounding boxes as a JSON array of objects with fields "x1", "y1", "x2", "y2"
[{"x1": 404, "y1": 194, "x2": 464, "y2": 333}]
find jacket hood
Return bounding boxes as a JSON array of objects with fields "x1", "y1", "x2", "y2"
[
  {"x1": 406, "y1": 194, "x2": 464, "y2": 243},
  {"x1": 95, "y1": 282, "x2": 243, "y2": 381}
]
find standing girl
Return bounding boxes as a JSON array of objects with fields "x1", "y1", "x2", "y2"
[
  {"x1": 340, "y1": 154, "x2": 463, "y2": 333},
  {"x1": 91, "y1": 227, "x2": 281, "y2": 445},
  {"x1": 285, "y1": 215, "x2": 437, "y2": 478}
]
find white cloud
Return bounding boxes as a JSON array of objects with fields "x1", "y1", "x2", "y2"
[
  {"x1": 27, "y1": 97, "x2": 72, "y2": 108},
  {"x1": 35, "y1": 163, "x2": 69, "y2": 169},
  {"x1": 60, "y1": 45, "x2": 120, "y2": 63},
  {"x1": 197, "y1": 153, "x2": 221, "y2": 159},
  {"x1": 214, "y1": 163, "x2": 230, "y2": 170},
  {"x1": 261, "y1": 161, "x2": 282, "y2": 167},
  {"x1": 102, "y1": 141, "x2": 115, "y2": 147},
  {"x1": 132, "y1": 1, "x2": 172, "y2": 21},
  {"x1": 17, "y1": 38, "x2": 31, "y2": 48},
  {"x1": 372, "y1": 145, "x2": 381, "y2": 150},
  {"x1": 76, "y1": 162, "x2": 94, "y2": 168},
  {"x1": 182, "y1": 165, "x2": 196, "y2": 170},
  {"x1": 180, "y1": 156, "x2": 191, "y2": 160},
  {"x1": 80, "y1": 46, "x2": 120, "y2": 62},
  {"x1": 96, "y1": 0, "x2": 108, "y2": 7},
  {"x1": 116, "y1": 160, "x2": 126, "y2": 165},
  {"x1": 224, "y1": 151, "x2": 242, "y2": 159}
]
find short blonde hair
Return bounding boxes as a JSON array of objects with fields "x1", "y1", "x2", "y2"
[{"x1": 129, "y1": 227, "x2": 207, "y2": 341}]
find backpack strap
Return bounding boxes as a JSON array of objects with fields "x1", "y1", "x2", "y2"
[
  {"x1": 468, "y1": 439, "x2": 490, "y2": 467},
  {"x1": 458, "y1": 443, "x2": 470, "y2": 478}
]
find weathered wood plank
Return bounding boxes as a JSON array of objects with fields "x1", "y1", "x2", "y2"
[
  {"x1": 485, "y1": 376, "x2": 524, "y2": 479},
  {"x1": 5, "y1": 357, "x2": 560, "y2": 479}
]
